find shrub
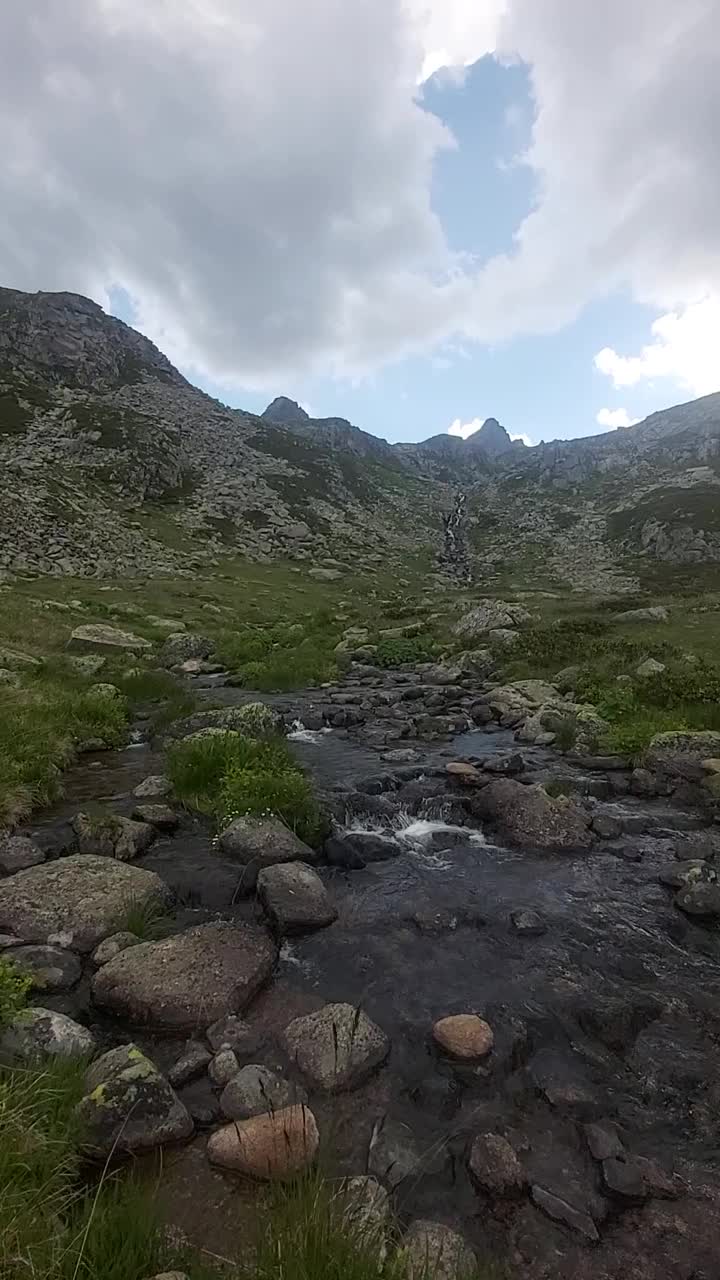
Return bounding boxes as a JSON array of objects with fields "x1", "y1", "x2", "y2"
[
  {"x1": 0, "y1": 957, "x2": 32, "y2": 1028},
  {"x1": 374, "y1": 634, "x2": 436, "y2": 668},
  {"x1": 553, "y1": 714, "x2": 578, "y2": 753}
]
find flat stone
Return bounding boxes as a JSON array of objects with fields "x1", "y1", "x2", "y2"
[
  {"x1": 530, "y1": 1185, "x2": 599, "y2": 1243},
  {"x1": 602, "y1": 1156, "x2": 648, "y2": 1201},
  {"x1": 4, "y1": 944, "x2": 81, "y2": 992},
  {"x1": 131, "y1": 804, "x2": 179, "y2": 832},
  {"x1": 92, "y1": 922, "x2": 276, "y2": 1031},
  {"x1": 510, "y1": 909, "x2": 547, "y2": 936},
  {"x1": 432, "y1": 1014, "x2": 494, "y2": 1061},
  {"x1": 368, "y1": 1115, "x2": 421, "y2": 1188},
  {"x1": 220, "y1": 1064, "x2": 302, "y2": 1119},
  {"x1": 133, "y1": 775, "x2": 172, "y2": 799},
  {"x1": 468, "y1": 1133, "x2": 526, "y2": 1195},
  {"x1": 67, "y1": 624, "x2": 151, "y2": 654},
  {"x1": 207, "y1": 1105, "x2": 319, "y2": 1179},
  {"x1": 217, "y1": 817, "x2": 315, "y2": 890},
  {"x1": 284, "y1": 1002, "x2": 390, "y2": 1092},
  {"x1": 257, "y1": 862, "x2": 337, "y2": 934},
  {"x1": 168, "y1": 1041, "x2": 212, "y2": 1088},
  {"x1": 0, "y1": 836, "x2": 45, "y2": 875},
  {"x1": 78, "y1": 1044, "x2": 193, "y2": 1157},
  {"x1": 0, "y1": 1007, "x2": 96, "y2": 1063},
  {"x1": 584, "y1": 1121, "x2": 625, "y2": 1161},
  {"x1": 92, "y1": 931, "x2": 140, "y2": 967},
  {"x1": 0, "y1": 855, "x2": 170, "y2": 952},
  {"x1": 403, "y1": 1221, "x2": 476, "y2": 1280}
]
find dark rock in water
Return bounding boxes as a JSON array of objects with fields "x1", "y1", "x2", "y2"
[
  {"x1": 483, "y1": 752, "x2": 526, "y2": 776},
  {"x1": 168, "y1": 1040, "x2": 211, "y2": 1087},
  {"x1": 220, "y1": 1064, "x2": 302, "y2": 1120},
  {"x1": 409, "y1": 908, "x2": 486, "y2": 934},
  {"x1": 257, "y1": 862, "x2": 338, "y2": 935},
  {"x1": 659, "y1": 860, "x2": 715, "y2": 889},
  {"x1": 584, "y1": 1121, "x2": 625, "y2": 1161},
  {"x1": 357, "y1": 774, "x2": 399, "y2": 796},
  {"x1": 510, "y1": 908, "x2": 547, "y2": 936},
  {"x1": 592, "y1": 813, "x2": 623, "y2": 840},
  {"x1": 602, "y1": 1156, "x2": 648, "y2": 1202},
  {"x1": 368, "y1": 1114, "x2": 421, "y2": 1188},
  {"x1": 338, "y1": 793, "x2": 400, "y2": 821},
  {"x1": 325, "y1": 831, "x2": 401, "y2": 868},
  {"x1": 72, "y1": 811, "x2": 155, "y2": 861},
  {"x1": 528, "y1": 1049, "x2": 598, "y2": 1115},
  {"x1": 284, "y1": 1003, "x2": 389, "y2": 1092},
  {"x1": 77, "y1": 1044, "x2": 193, "y2": 1157},
  {"x1": 131, "y1": 803, "x2": 179, "y2": 832},
  {"x1": 467, "y1": 1132, "x2": 526, "y2": 1195},
  {"x1": 4, "y1": 944, "x2": 81, "y2": 992},
  {"x1": 473, "y1": 779, "x2": 594, "y2": 852},
  {"x1": 29, "y1": 822, "x2": 77, "y2": 860},
  {"x1": 577, "y1": 994, "x2": 662, "y2": 1054},
  {"x1": 634, "y1": 1155, "x2": 684, "y2": 1199},
  {"x1": 470, "y1": 702, "x2": 494, "y2": 725},
  {"x1": 675, "y1": 881, "x2": 720, "y2": 918},
  {"x1": 530, "y1": 1185, "x2": 599, "y2": 1243}
]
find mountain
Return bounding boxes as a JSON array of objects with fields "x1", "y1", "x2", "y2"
[{"x1": 1, "y1": 285, "x2": 719, "y2": 590}]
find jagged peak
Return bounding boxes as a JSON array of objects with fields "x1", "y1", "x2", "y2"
[{"x1": 261, "y1": 396, "x2": 310, "y2": 425}]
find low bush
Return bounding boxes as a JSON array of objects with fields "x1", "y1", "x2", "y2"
[
  {"x1": 0, "y1": 957, "x2": 32, "y2": 1028},
  {"x1": 374, "y1": 634, "x2": 436, "y2": 668}
]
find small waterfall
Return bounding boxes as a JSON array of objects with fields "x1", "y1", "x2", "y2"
[{"x1": 287, "y1": 718, "x2": 332, "y2": 744}]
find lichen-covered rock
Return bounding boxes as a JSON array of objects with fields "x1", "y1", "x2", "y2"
[
  {"x1": 67, "y1": 624, "x2": 151, "y2": 654},
  {"x1": 218, "y1": 817, "x2": 315, "y2": 890},
  {"x1": 0, "y1": 1007, "x2": 96, "y2": 1063},
  {"x1": 368, "y1": 1115, "x2": 421, "y2": 1188},
  {"x1": 402, "y1": 1221, "x2": 476, "y2": 1280},
  {"x1": 92, "y1": 922, "x2": 276, "y2": 1031},
  {"x1": 77, "y1": 1044, "x2": 193, "y2": 1156},
  {"x1": 72, "y1": 812, "x2": 155, "y2": 861},
  {"x1": 0, "y1": 855, "x2": 171, "y2": 952},
  {"x1": 454, "y1": 600, "x2": 532, "y2": 639},
  {"x1": 615, "y1": 606, "x2": 669, "y2": 623},
  {"x1": 284, "y1": 1003, "x2": 389, "y2": 1092},
  {"x1": 207, "y1": 1105, "x2": 318, "y2": 1179},
  {"x1": 165, "y1": 704, "x2": 282, "y2": 742},
  {"x1": 257, "y1": 862, "x2": 337, "y2": 934},
  {"x1": 473, "y1": 779, "x2": 594, "y2": 852}
]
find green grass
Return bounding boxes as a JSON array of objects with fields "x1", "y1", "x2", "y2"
[
  {"x1": 116, "y1": 894, "x2": 174, "y2": 941},
  {"x1": 0, "y1": 957, "x2": 33, "y2": 1027}
]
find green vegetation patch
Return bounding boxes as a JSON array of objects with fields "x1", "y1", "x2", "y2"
[{"x1": 0, "y1": 957, "x2": 32, "y2": 1028}]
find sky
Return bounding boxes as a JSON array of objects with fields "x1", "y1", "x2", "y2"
[{"x1": 2, "y1": 1, "x2": 719, "y2": 447}]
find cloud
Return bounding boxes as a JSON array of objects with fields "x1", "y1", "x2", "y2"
[
  {"x1": 595, "y1": 407, "x2": 640, "y2": 430},
  {"x1": 510, "y1": 431, "x2": 533, "y2": 446},
  {"x1": 1, "y1": 1, "x2": 719, "y2": 391},
  {"x1": 448, "y1": 417, "x2": 484, "y2": 439},
  {"x1": 595, "y1": 297, "x2": 720, "y2": 398}
]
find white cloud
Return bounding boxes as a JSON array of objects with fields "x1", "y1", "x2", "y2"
[
  {"x1": 448, "y1": 417, "x2": 484, "y2": 439},
  {"x1": 595, "y1": 407, "x2": 640, "y2": 430},
  {"x1": 510, "y1": 431, "x2": 533, "y2": 446},
  {"x1": 595, "y1": 297, "x2": 720, "y2": 398}
]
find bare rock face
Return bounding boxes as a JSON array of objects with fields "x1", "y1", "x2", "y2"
[
  {"x1": 77, "y1": 1044, "x2": 193, "y2": 1157},
  {"x1": 67, "y1": 624, "x2": 151, "y2": 654},
  {"x1": 472, "y1": 778, "x2": 594, "y2": 852},
  {"x1": 283, "y1": 1002, "x2": 390, "y2": 1092},
  {"x1": 207, "y1": 1105, "x2": 319, "y2": 1179},
  {"x1": 92, "y1": 922, "x2": 277, "y2": 1031},
  {"x1": 0, "y1": 855, "x2": 170, "y2": 952}
]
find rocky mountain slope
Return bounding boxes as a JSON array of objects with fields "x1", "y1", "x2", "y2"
[{"x1": 1, "y1": 285, "x2": 719, "y2": 586}]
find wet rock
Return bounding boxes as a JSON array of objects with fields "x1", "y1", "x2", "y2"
[
  {"x1": 577, "y1": 994, "x2": 662, "y2": 1053},
  {"x1": 432, "y1": 1014, "x2": 494, "y2": 1061},
  {"x1": 584, "y1": 1121, "x2": 625, "y2": 1161},
  {"x1": 646, "y1": 731, "x2": 720, "y2": 782},
  {"x1": 368, "y1": 1115, "x2": 421, "y2": 1188},
  {"x1": 206, "y1": 1014, "x2": 260, "y2": 1057},
  {"x1": 470, "y1": 702, "x2": 494, "y2": 725},
  {"x1": 324, "y1": 831, "x2": 401, "y2": 868},
  {"x1": 510, "y1": 909, "x2": 547, "y2": 936},
  {"x1": 133, "y1": 775, "x2": 172, "y2": 799},
  {"x1": 131, "y1": 804, "x2": 178, "y2": 832},
  {"x1": 168, "y1": 1041, "x2": 211, "y2": 1087},
  {"x1": 403, "y1": 1221, "x2": 476, "y2": 1280},
  {"x1": 631, "y1": 767, "x2": 658, "y2": 796},
  {"x1": 217, "y1": 817, "x2": 315, "y2": 890},
  {"x1": 30, "y1": 822, "x2": 76, "y2": 860},
  {"x1": 675, "y1": 881, "x2": 720, "y2": 918},
  {"x1": 445, "y1": 761, "x2": 484, "y2": 785},
  {"x1": 208, "y1": 1049, "x2": 240, "y2": 1086},
  {"x1": 207, "y1": 1105, "x2": 319, "y2": 1179},
  {"x1": 0, "y1": 855, "x2": 170, "y2": 952},
  {"x1": 257, "y1": 862, "x2": 337, "y2": 934},
  {"x1": 92, "y1": 931, "x2": 140, "y2": 966},
  {"x1": 659, "y1": 860, "x2": 715, "y2": 889},
  {"x1": 483, "y1": 751, "x2": 527, "y2": 776},
  {"x1": 220, "y1": 1064, "x2": 301, "y2": 1119},
  {"x1": 529, "y1": 1049, "x2": 598, "y2": 1114},
  {"x1": 0, "y1": 836, "x2": 45, "y2": 875},
  {"x1": 284, "y1": 1002, "x2": 390, "y2": 1092},
  {"x1": 0, "y1": 1007, "x2": 96, "y2": 1063},
  {"x1": 93, "y1": 922, "x2": 276, "y2": 1032},
  {"x1": 78, "y1": 1044, "x2": 193, "y2": 1157},
  {"x1": 602, "y1": 1156, "x2": 648, "y2": 1202},
  {"x1": 473, "y1": 779, "x2": 594, "y2": 851},
  {"x1": 159, "y1": 632, "x2": 213, "y2": 667},
  {"x1": 342, "y1": 1176, "x2": 390, "y2": 1259},
  {"x1": 5, "y1": 944, "x2": 81, "y2": 992},
  {"x1": 530, "y1": 1185, "x2": 599, "y2": 1242},
  {"x1": 592, "y1": 814, "x2": 623, "y2": 840},
  {"x1": 676, "y1": 829, "x2": 720, "y2": 861},
  {"x1": 467, "y1": 1133, "x2": 526, "y2": 1195},
  {"x1": 72, "y1": 812, "x2": 155, "y2": 861},
  {"x1": 67, "y1": 623, "x2": 151, "y2": 654}
]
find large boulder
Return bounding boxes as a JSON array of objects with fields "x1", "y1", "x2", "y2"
[
  {"x1": 166, "y1": 703, "x2": 282, "y2": 742},
  {"x1": 77, "y1": 1044, "x2": 193, "y2": 1157},
  {"x1": 67, "y1": 624, "x2": 151, "y2": 655},
  {"x1": 473, "y1": 779, "x2": 594, "y2": 851},
  {"x1": 72, "y1": 812, "x2": 155, "y2": 861},
  {"x1": 92, "y1": 922, "x2": 276, "y2": 1031},
  {"x1": 0, "y1": 1007, "x2": 96, "y2": 1063},
  {"x1": 284, "y1": 1003, "x2": 390, "y2": 1092},
  {"x1": 217, "y1": 817, "x2": 315, "y2": 890},
  {"x1": 0, "y1": 856, "x2": 171, "y2": 952},
  {"x1": 207, "y1": 1105, "x2": 319, "y2": 1179},
  {"x1": 158, "y1": 632, "x2": 213, "y2": 667},
  {"x1": 257, "y1": 863, "x2": 337, "y2": 934},
  {"x1": 645, "y1": 731, "x2": 720, "y2": 782},
  {"x1": 454, "y1": 600, "x2": 532, "y2": 640}
]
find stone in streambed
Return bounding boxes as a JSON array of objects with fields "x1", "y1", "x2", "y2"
[
  {"x1": 133, "y1": 775, "x2": 172, "y2": 799},
  {"x1": 402, "y1": 1221, "x2": 476, "y2": 1280},
  {"x1": 4, "y1": 944, "x2": 81, "y2": 992},
  {"x1": 72, "y1": 812, "x2": 155, "y2": 861},
  {"x1": 217, "y1": 817, "x2": 314, "y2": 890},
  {"x1": 675, "y1": 882, "x2": 720, "y2": 918},
  {"x1": 324, "y1": 830, "x2": 401, "y2": 868},
  {"x1": 0, "y1": 1007, "x2": 96, "y2": 1063},
  {"x1": 284, "y1": 1002, "x2": 389, "y2": 1092},
  {"x1": 432, "y1": 1014, "x2": 494, "y2": 1061},
  {"x1": 472, "y1": 778, "x2": 594, "y2": 852},
  {"x1": 168, "y1": 1041, "x2": 212, "y2": 1087},
  {"x1": 77, "y1": 1044, "x2": 193, "y2": 1157},
  {"x1": 207, "y1": 1105, "x2": 319, "y2": 1179},
  {"x1": 208, "y1": 1049, "x2": 241, "y2": 1085},
  {"x1": 468, "y1": 1133, "x2": 526, "y2": 1195},
  {"x1": 368, "y1": 1115, "x2": 421, "y2": 1188},
  {"x1": 131, "y1": 804, "x2": 179, "y2": 832},
  {"x1": 257, "y1": 862, "x2": 337, "y2": 934},
  {"x1": 530, "y1": 1185, "x2": 599, "y2": 1242},
  {"x1": 510, "y1": 908, "x2": 547, "y2": 936},
  {"x1": 220, "y1": 1064, "x2": 302, "y2": 1119}
]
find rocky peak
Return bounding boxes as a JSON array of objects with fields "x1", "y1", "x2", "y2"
[
  {"x1": 464, "y1": 417, "x2": 514, "y2": 457},
  {"x1": 261, "y1": 396, "x2": 310, "y2": 425}
]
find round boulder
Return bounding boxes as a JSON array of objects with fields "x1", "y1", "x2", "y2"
[
  {"x1": 432, "y1": 1014, "x2": 494, "y2": 1061},
  {"x1": 468, "y1": 1133, "x2": 526, "y2": 1195}
]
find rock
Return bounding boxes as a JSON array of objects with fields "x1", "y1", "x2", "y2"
[
  {"x1": 308, "y1": 567, "x2": 342, "y2": 581},
  {"x1": 220, "y1": 1065, "x2": 301, "y2": 1119},
  {"x1": 93, "y1": 922, "x2": 276, "y2": 1032},
  {"x1": 131, "y1": 804, "x2": 178, "y2": 832},
  {"x1": 72, "y1": 812, "x2": 155, "y2": 861},
  {"x1": 554, "y1": 665, "x2": 581, "y2": 693},
  {"x1": 284, "y1": 1002, "x2": 390, "y2": 1092},
  {"x1": 403, "y1": 1221, "x2": 476, "y2": 1280},
  {"x1": 646, "y1": 731, "x2": 720, "y2": 782},
  {"x1": 324, "y1": 831, "x2": 401, "y2": 868},
  {"x1": 133, "y1": 775, "x2": 172, "y2": 799},
  {"x1": 634, "y1": 1155, "x2": 684, "y2": 1199},
  {"x1": 218, "y1": 817, "x2": 315, "y2": 890},
  {"x1": 473, "y1": 779, "x2": 594, "y2": 851},
  {"x1": 675, "y1": 882, "x2": 720, "y2": 918},
  {"x1": 454, "y1": 600, "x2": 532, "y2": 640},
  {"x1": 67, "y1": 654, "x2": 106, "y2": 677},
  {"x1": 342, "y1": 1176, "x2": 390, "y2": 1258},
  {"x1": 0, "y1": 668, "x2": 20, "y2": 686},
  {"x1": 77, "y1": 1044, "x2": 193, "y2": 1157},
  {"x1": 4, "y1": 944, "x2": 81, "y2": 992},
  {"x1": 530, "y1": 1185, "x2": 599, "y2": 1242},
  {"x1": 445, "y1": 761, "x2": 484, "y2": 785},
  {"x1": 0, "y1": 646, "x2": 41, "y2": 670},
  {"x1": 168, "y1": 1041, "x2": 212, "y2": 1087},
  {"x1": 615, "y1": 606, "x2": 669, "y2": 623},
  {"x1": 207, "y1": 1105, "x2": 319, "y2": 1178},
  {"x1": 159, "y1": 632, "x2": 213, "y2": 667},
  {"x1": 257, "y1": 862, "x2": 337, "y2": 934},
  {"x1": 602, "y1": 1156, "x2": 648, "y2": 1201},
  {"x1": 166, "y1": 704, "x2": 283, "y2": 742},
  {"x1": 207, "y1": 1015, "x2": 260, "y2": 1057},
  {"x1": 368, "y1": 1115, "x2": 421, "y2": 1188},
  {"x1": 510, "y1": 909, "x2": 547, "y2": 936},
  {"x1": 92, "y1": 931, "x2": 140, "y2": 966},
  {"x1": 87, "y1": 682, "x2": 122, "y2": 701},
  {"x1": 146, "y1": 616, "x2": 186, "y2": 632},
  {"x1": 145, "y1": 1274, "x2": 189, "y2": 1280},
  {"x1": 0, "y1": 1007, "x2": 96, "y2": 1063},
  {"x1": 208, "y1": 1049, "x2": 241, "y2": 1086},
  {"x1": 584, "y1": 1121, "x2": 625, "y2": 1161},
  {"x1": 659, "y1": 860, "x2": 715, "y2": 889},
  {"x1": 432, "y1": 1014, "x2": 494, "y2": 1061},
  {"x1": 67, "y1": 624, "x2": 151, "y2": 654},
  {"x1": 468, "y1": 1133, "x2": 526, "y2": 1195},
  {"x1": 636, "y1": 658, "x2": 666, "y2": 677},
  {"x1": 592, "y1": 814, "x2": 623, "y2": 840},
  {"x1": 0, "y1": 855, "x2": 170, "y2": 952},
  {"x1": 0, "y1": 836, "x2": 45, "y2": 875}
]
